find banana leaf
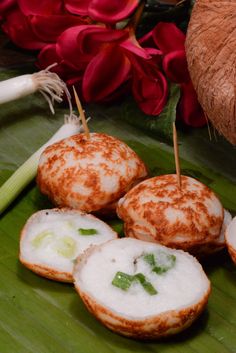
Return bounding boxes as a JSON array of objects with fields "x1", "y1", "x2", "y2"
[{"x1": 1, "y1": 62, "x2": 236, "y2": 353}]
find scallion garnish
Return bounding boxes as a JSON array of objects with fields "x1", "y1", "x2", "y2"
[
  {"x1": 143, "y1": 252, "x2": 176, "y2": 275},
  {"x1": 112, "y1": 271, "x2": 157, "y2": 295},
  {"x1": 55, "y1": 236, "x2": 76, "y2": 258},
  {"x1": 31, "y1": 230, "x2": 53, "y2": 248},
  {"x1": 112, "y1": 271, "x2": 134, "y2": 291},
  {"x1": 143, "y1": 253, "x2": 156, "y2": 267},
  {"x1": 134, "y1": 273, "x2": 158, "y2": 295},
  {"x1": 78, "y1": 228, "x2": 98, "y2": 236}
]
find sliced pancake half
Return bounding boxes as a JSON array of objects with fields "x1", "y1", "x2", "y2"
[
  {"x1": 73, "y1": 238, "x2": 211, "y2": 339},
  {"x1": 19, "y1": 208, "x2": 117, "y2": 282},
  {"x1": 225, "y1": 216, "x2": 236, "y2": 264}
]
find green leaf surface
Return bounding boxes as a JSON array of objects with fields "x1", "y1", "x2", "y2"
[
  {"x1": 1, "y1": 65, "x2": 236, "y2": 353},
  {"x1": 121, "y1": 83, "x2": 180, "y2": 142}
]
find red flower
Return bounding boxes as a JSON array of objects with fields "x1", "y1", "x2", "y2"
[
  {"x1": 122, "y1": 35, "x2": 167, "y2": 115},
  {"x1": 0, "y1": 0, "x2": 17, "y2": 19},
  {"x1": 1, "y1": 2, "x2": 198, "y2": 125},
  {"x1": 141, "y1": 22, "x2": 206, "y2": 127},
  {"x1": 65, "y1": 0, "x2": 139, "y2": 24},
  {"x1": 38, "y1": 24, "x2": 168, "y2": 115},
  {"x1": 1, "y1": 0, "x2": 88, "y2": 50}
]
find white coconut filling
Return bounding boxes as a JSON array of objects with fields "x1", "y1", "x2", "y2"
[
  {"x1": 75, "y1": 238, "x2": 209, "y2": 318},
  {"x1": 226, "y1": 216, "x2": 236, "y2": 247},
  {"x1": 204, "y1": 195, "x2": 223, "y2": 217},
  {"x1": 20, "y1": 211, "x2": 116, "y2": 274}
]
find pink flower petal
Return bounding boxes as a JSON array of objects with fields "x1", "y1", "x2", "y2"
[
  {"x1": 65, "y1": 0, "x2": 89, "y2": 16},
  {"x1": 88, "y1": 0, "x2": 139, "y2": 24},
  {"x1": 121, "y1": 35, "x2": 151, "y2": 59},
  {"x1": 38, "y1": 44, "x2": 82, "y2": 82},
  {"x1": 56, "y1": 25, "x2": 100, "y2": 71},
  {"x1": 2, "y1": 8, "x2": 46, "y2": 49},
  {"x1": 31, "y1": 14, "x2": 86, "y2": 43},
  {"x1": 132, "y1": 71, "x2": 168, "y2": 115},
  {"x1": 57, "y1": 25, "x2": 128, "y2": 70},
  {"x1": 37, "y1": 44, "x2": 62, "y2": 72},
  {"x1": 139, "y1": 29, "x2": 156, "y2": 48},
  {"x1": 0, "y1": 0, "x2": 17, "y2": 17},
  {"x1": 162, "y1": 50, "x2": 189, "y2": 83},
  {"x1": 177, "y1": 81, "x2": 206, "y2": 127},
  {"x1": 83, "y1": 46, "x2": 131, "y2": 102},
  {"x1": 152, "y1": 22, "x2": 185, "y2": 54},
  {"x1": 18, "y1": 0, "x2": 62, "y2": 16},
  {"x1": 130, "y1": 55, "x2": 168, "y2": 115}
]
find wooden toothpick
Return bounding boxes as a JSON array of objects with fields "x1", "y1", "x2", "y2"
[
  {"x1": 173, "y1": 122, "x2": 182, "y2": 190},
  {"x1": 72, "y1": 86, "x2": 90, "y2": 139}
]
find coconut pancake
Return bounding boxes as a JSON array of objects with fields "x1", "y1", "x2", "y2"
[
  {"x1": 37, "y1": 133, "x2": 148, "y2": 214},
  {"x1": 117, "y1": 174, "x2": 225, "y2": 255},
  {"x1": 19, "y1": 208, "x2": 117, "y2": 282},
  {"x1": 225, "y1": 216, "x2": 236, "y2": 264},
  {"x1": 73, "y1": 238, "x2": 211, "y2": 339}
]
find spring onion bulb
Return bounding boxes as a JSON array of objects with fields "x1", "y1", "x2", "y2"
[
  {"x1": 0, "y1": 114, "x2": 83, "y2": 215},
  {"x1": 0, "y1": 64, "x2": 72, "y2": 114}
]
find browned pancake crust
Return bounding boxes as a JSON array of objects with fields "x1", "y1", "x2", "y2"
[
  {"x1": 75, "y1": 286, "x2": 210, "y2": 340},
  {"x1": 37, "y1": 133, "x2": 148, "y2": 213},
  {"x1": 74, "y1": 243, "x2": 211, "y2": 340},
  {"x1": 117, "y1": 175, "x2": 223, "y2": 254}
]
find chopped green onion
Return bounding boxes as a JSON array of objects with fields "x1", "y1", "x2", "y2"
[
  {"x1": 0, "y1": 114, "x2": 82, "y2": 215},
  {"x1": 32, "y1": 230, "x2": 53, "y2": 248},
  {"x1": 143, "y1": 253, "x2": 156, "y2": 267},
  {"x1": 143, "y1": 252, "x2": 176, "y2": 275},
  {"x1": 55, "y1": 236, "x2": 76, "y2": 258},
  {"x1": 112, "y1": 271, "x2": 157, "y2": 295},
  {"x1": 112, "y1": 271, "x2": 134, "y2": 291},
  {"x1": 134, "y1": 273, "x2": 158, "y2": 295},
  {"x1": 78, "y1": 228, "x2": 98, "y2": 236},
  {"x1": 166, "y1": 254, "x2": 176, "y2": 266},
  {"x1": 152, "y1": 266, "x2": 168, "y2": 275}
]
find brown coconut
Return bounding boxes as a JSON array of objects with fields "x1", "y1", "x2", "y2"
[{"x1": 185, "y1": 0, "x2": 236, "y2": 144}]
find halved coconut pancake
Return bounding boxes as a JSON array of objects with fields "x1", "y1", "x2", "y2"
[
  {"x1": 117, "y1": 174, "x2": 225, "y2": 255},
  {"x1": 37, "y1": 133, "x2": 148, "y2": 215},
  {"x1": 73, "y1": 238, "x2": 211, "y2": 339},
  {"x1": 225, "y1": 216, "x2": 236, "y2": 264},
  {"x1": 19, "y1": 208, "x2": 117, "y2": 282}
]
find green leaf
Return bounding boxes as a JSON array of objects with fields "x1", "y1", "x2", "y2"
[
  {"x1": 1, "y1": 62, "x2": 236, "y2": 352},
  {"x1": 122, "y1": 83, "x2": 180, "y2": 141}
]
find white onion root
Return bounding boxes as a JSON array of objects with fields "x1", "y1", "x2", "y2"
[{"x1": 0, "y1": 63, "x2": 72, "y2": 115}]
